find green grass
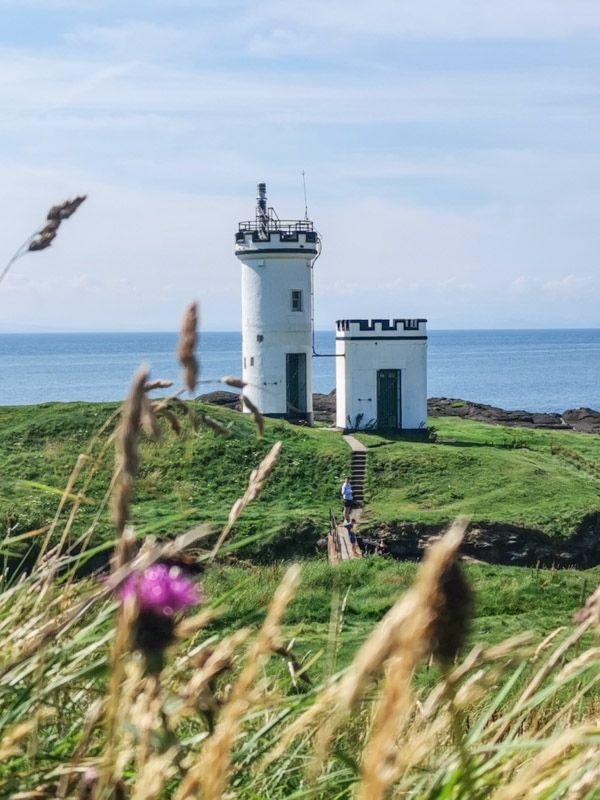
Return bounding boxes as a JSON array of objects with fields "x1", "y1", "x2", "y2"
[
  {"x1": 0, "y1": 401, "x2": 349, "y2": 561},
  {"x1": 4, "y1": 534, "x2": 600, "y2": 799},
  {"x1": 2, "y1": 398, "x2": 600, "y2": 797},
  {"x1": 1, "y1": 404, "x2": 599, "y2": 568},
  {"x1": 202, "y1": 558, "x2": 593, "y2": 687},
  {"x1": 356, "y1": 418, "x2": 600, "y2": 536}
]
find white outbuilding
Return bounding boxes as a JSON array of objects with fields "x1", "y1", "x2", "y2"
[
  {"x1": 235, "y1": 184, "x2": 320, "y2": 424},
  {"x1": 335, "y1": 318, "x2": 428, "y2": 431}
]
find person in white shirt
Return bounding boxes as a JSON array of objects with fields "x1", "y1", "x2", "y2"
[{"x1": 341, "y1": 477, "x2": 353, "y2": 521}]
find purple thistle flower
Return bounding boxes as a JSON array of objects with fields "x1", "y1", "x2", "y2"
[{"x1": 121, "y1": 563, "x2": 201, "y2": 617}]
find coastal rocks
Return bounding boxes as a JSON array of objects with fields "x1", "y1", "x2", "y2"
[
  {"x1": 196, "y1": 390, "x2": 241, "y2": 411},
  {"x1": 372, "y1": 512, "x2": 600, "y2": 569},
  {"x1": 313, "y1": 389, "x2": 336, "y2": 423},
  {"x1": 197, "y1": 389, "x2": 338, "y2": 423},
  {"x1": 196, "y1": 392, "x2": 599, "y2": 433},
  {"x1": 561, "y1": 407, "x2": 600, "y2": 434},
  {"x1": 428, "y1": 398, "x2": 600, "y2": 434}
]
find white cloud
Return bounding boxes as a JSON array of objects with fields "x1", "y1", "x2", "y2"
[
  {"x1": 0, "y1": 1, "x2": 600, "y2": 332},
  {"x1": 250, "y1": 0, "x2": 600, "y2": 41},
  {"x1": 544, "y1": 274, "x2": 593, "y2": 292}
]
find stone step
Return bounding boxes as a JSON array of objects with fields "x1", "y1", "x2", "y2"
[{"x1": 345, "y1": 445, "x2": 368, "y2": 509}]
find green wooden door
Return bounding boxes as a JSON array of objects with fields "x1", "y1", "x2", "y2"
[
  {"x1": 286, "y1": 353, "x2": 307, "y2": 415},
  {"x1": 377, "y1": 369, "x2": 401, "y2": 429}
]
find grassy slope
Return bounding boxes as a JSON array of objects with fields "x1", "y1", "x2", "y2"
[
  {"x1": 357, "y1": 418, "x2": 600, "y2": 536},
  {"x1": 0, "y1": 403, "x2": 599, "y2": 564},
  {"x1": 0, "y1": 403, "x2": 597, "y2": 699},
  {"x1": 0, "y1": 401, "x2": 349, "y2": 559},
  {"x1": 203, "y1": 557, "x2": 593, "y2": 690}
]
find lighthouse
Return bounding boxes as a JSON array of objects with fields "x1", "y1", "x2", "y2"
[{"x1": 235, "y1": 184, "x2": 320, "y2": 424}]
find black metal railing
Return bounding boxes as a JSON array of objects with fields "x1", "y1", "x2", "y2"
[
  {"x1": 238, "y1": 218, "x2": 315, "y2": 235},
  {"x1": 329, "y1": 508, "x2": 341, "y2": 562}
]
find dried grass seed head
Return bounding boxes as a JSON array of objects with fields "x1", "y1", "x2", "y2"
[
  {"x1": 141, "y1": 397, "x2": 159, "y2": 438},
  {"x1": 47, "y1": 195, "x2": 87, "y2": 221},
  {"x1": 428, "y1": 557, "x2": 473, "y2": 667},
  {"x1": 118, "y1": 365, "x2": 149, "y2": 479},
  {"x1": 144, "y1": 379, "x2": 174, "y2": 392},
  {"x1": 176, "y1": 301, "x2": 199, "y2": 393},
  {"x1": 199, "y1": 412, "x2": 231, "y2": 438},
  {"x1": 573, "y1": 586, "x2": 600, "y2": 625},
  {"x1": 241, "y1": 394, "x2": 264, "y2": 437},
  {"x1": 28, "y1": 195, "x2": 87, "y2": 251},
  {"x1": 112, "y1": 366, "x2": 149, "y2": 533},
  {"x1": 220, "y1": 376, "x2": 246, "y2": 390}
]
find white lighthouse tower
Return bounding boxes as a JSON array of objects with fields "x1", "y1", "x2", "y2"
[{"x1": 235, "y1": 183, "x2": 320, "y2": 424}]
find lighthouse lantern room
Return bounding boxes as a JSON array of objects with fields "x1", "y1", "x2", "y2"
[{"x1": 235, "y1": 184, "x2": 320, "y2": 424}]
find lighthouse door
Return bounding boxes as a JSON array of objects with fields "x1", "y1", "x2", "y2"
[
  {"x1": 286, "y1": 353, "x2": 307, "y2": 416},
  {"x1": 377, "y1": 369, "x2": 401, "y2": 429}
]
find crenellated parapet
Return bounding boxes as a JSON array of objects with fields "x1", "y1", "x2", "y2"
[{"x1": 336, "y1": 318, "x2": 427, "y2": 337}]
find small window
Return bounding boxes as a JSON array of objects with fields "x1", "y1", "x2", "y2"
[
  {"x1": 250, "y1": 357, "x2": 254, "y2": 366},
  {"x1": 291, "y1": 290, "x2": 303, "y2": 312},
  {"x1": 243, "y1": 357, "x2": 246, "y2": 369}
]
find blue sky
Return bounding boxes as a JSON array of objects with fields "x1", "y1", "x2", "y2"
[{"x1": 0, "y1": 0, "x2": 599, "y2": 331}]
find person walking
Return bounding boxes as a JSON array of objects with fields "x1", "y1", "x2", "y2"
[
  {"x1": 344, "y1": 517, "x2": 360, "y2": 557},
  {"x1": 341, "y1": 476, "x2": 353, "y2": 522}
]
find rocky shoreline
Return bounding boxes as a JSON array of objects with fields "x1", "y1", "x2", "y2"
[
  {"x1": 428, "y1": 397, "x2": 600, "y2": 434},
  {"x1": 373, "y1": 514, "x2": 600, "y2": 569},
  {"x1": 198, "y1": 389, "x2": 600, "y2": 433}
]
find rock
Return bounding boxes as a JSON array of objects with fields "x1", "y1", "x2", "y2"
[
  {"x1": 562, "y1": 408, "x2": 600, "y2": 434},
  {"x1": 360, "y1": 512, "x2": 600, "y2": 568},
  {"x1": 428, "y1": 398, "x2": 599, "y2": 435},
  {"x1": 196, "y1": 390, "x2": 241, "y2": 410},
  {"x1": 313, "y1": 389, "x2": 336, "y2": 424}
]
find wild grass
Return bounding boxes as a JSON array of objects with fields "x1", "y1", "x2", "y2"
[
  {"x1": 1, "y1": 306, "x2": 600, "y2": 798},
  {"x1": 2, "y1": 517, "x2": 600, "y2": 798}
]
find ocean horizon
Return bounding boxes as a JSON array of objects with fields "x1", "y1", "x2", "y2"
[{"x1": 1, "y1": 328, "x2": 598, "y2": 414}]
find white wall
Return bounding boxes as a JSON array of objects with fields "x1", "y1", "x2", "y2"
[
  {"x1": 237, "y1": 232, "x2": 316, "y2": 417},
  {"x1": 335, "y1": 319, "x2": 427, "y2": 430}
]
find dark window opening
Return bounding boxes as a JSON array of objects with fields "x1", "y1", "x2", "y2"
[{"x1": 291, "y1": 290, "x2": 303, "y2": 312}]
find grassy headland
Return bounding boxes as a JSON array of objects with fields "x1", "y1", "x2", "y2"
[
  {"x1": 1, "y1": 398, "x2": 598, "y2": 654},
  {"x1": 0, "y1": 403, "x2": 599, "y2": 566},
  {"x1": 2, "y1": 399, "x2": 600, "y2": 797},
  {"x1": 0, "y1": 401, "x2": 348, "y2": 562}
]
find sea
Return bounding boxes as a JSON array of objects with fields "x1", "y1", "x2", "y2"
[{"x1": 0, "y1": 329, "x2": 598, "y2": 414}]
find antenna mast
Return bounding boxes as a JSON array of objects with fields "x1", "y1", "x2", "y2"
[{"x1": 302, "y1": 170, "x2": 309, "y2": 221}]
